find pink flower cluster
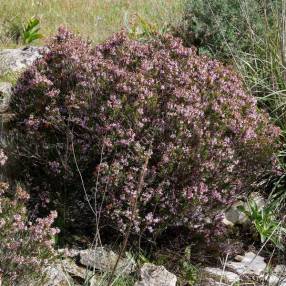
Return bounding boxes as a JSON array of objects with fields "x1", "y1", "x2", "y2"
[
  {"x1": 0, "y1": 182, "x2": 59, "y2": 284},
  {"x1": 8, "y1": 28, "x2": 280, "y2": 241}
]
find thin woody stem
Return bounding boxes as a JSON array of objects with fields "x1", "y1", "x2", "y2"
[{"x1": 106, "y1": 150, "x2": 151, "y2": 286}]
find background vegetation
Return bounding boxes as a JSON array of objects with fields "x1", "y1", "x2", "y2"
[{"x1": 0, "y1": 0, "x2": 183, "y2": 48}]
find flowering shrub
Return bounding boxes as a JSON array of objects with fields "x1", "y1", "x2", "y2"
[
  {"x1": 7, "y1": 28, "x2": 280, "y2": 241},
  {"x1": 0, "y1": 181, "x2": 59, "y2": 285}
]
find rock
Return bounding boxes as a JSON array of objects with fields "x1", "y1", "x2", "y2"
[
  {"x1": 88, "y1": 275, "x2": 127, "y2": 286},
  {"x1": 274, "y1": 265, "x2": 286, "y2": 276},
  {"x1": 223, "y1": 201, "x2": 248, "y2": 226},
  {"x1": 42, "y1": 263, "x2": 73, "y2": 286},
  {"x1": 201, "y1": 278, "x2": 228, "y2": 286},
  {"x1": 0, "y1": 46, "x2": 43, "y2": 74},
  {"x1": 79, "y1": 247, "x2": 135, "y2": 275},
  {"x1": 18, "y1": 263, "x2": 74, "y2": 286},
  {"x1": 267, "y1": 274, "x2": 286, "y2": 286},
  {"x1": 134, "y1": 263, "x2": 177, "y2": 286},
  {"x1": 57, "y1": 248, "x2": 80, "y2": 258},
  {"x1": 89, "y1": 275, "x2": 106, "y2": 286},
  {"x1": 61, "y1": 258, "x2": 92, "y2": 280},
  {"x1": 89, "y1": 276, "x2": 99, "y2": 286},
  {"x1": 0, "y1": 82, "x2": 12, "y2": 113},
  {"x1": 226, "y1": 252, "x2": 266, "y2": 276},
  {"x1": 202, "y1": 267, "x2": 239, "y2": 284},
  {"x1": 266, "y1": 265, "x2": 286, "y2": 286}
]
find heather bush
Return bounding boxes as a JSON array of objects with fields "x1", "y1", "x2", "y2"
[
  {"x1": 7, "y1": 28, "x2": 280, "y2": 241},
  {"x1": 0, "y1": 181, "x2": 59, "y2": 285}
]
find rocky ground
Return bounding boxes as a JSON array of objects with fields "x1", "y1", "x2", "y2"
[{"x1": 15, "y1": 246, "x2": 286, "y2": 286}]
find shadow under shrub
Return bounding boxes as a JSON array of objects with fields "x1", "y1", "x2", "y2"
[{"x1": 6, "y1": 28, "x2": 280, "y2": 244}]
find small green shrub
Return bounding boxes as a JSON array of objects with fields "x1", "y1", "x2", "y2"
[
  {"x1": 174, "y1": 0, "x2": 277, "y2": 60},
  {"x1": 7, "y1": 28, "x2": 280, "y2": 243}
]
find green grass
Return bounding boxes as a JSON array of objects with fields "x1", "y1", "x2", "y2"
[
  {"x1": 0, "y1": 71, "x2": 20, "y2": 84},
  {"x1": 0, "y1": 0, "x2": 184, "y2": 48}
]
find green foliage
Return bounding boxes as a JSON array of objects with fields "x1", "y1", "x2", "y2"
[
  {"x1": 137, "y1": 253, "x2": 150, "y2": 266},
  {"x1": 81, "y1": 273, "x2": 136, "y2": 286},
  {"x1": 112, "y1": 276, "x2": 137, "y2": 286},
  {"x1": 22, "y1": 17, "x2": 43, "y2": 44},
  {"x1": 179, "y1": 246, "x2": 198, "y2": 285},
  {"x1": 124, "y1": 13, "x2": 170, "y2": 40},
  {"x1": 238, "y1": 199, "x2": 286, "y2": 249},
  {"x1": 2, "y1": 16, "x2": 43, "y2": 45},
  {"x1": 0, "y1": 71, "x2": 20, "y2": 85},
  {"x1": 234, "y1": 1, "x2": 285, "y2": 125},
  {"x1": 175, "y1": 0, "x2": 276, "y2": 60},
  {"x1": 176, "y1": 0, "x2": 284, "y2": 123}
]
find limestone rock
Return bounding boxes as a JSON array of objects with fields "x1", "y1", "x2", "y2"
[
  {"x1": 89, "y1": 276, "x2": 99, "y2": 286},
  {"x1": 61, "y1": 258, "x2": 92, "y2": 280},
  {"x1": 135, "y1": 263, "x2": 177, "y2": 286},
  {"x1": 201, "y1": 278, "x2": 228, "y2": 286},
  {"x1": 18, "y1": 263, "x2": 73, "y2": 286},
  {"x1": 226, "y1": 252, "x2": 266, "y2": 276},
  {"x1": 0, "y1": 46, "x2": 43, "y2": 74},
  {"x1": 42, "y1": 263, "x2": 73, "y2": 286},
  {"x1": 57, "y1": 248, "x2": 80, "y2": 258},
  {"x1": 267, "y1": 274, "x2": 286, "y2": 286},
  {"x1": 202, "y1": 267, "x2": 239, "y2": 284},
  {"x1": 0, "y1": 82, "x2": 12, "y2": 113},
  {"x1": 267, "y1": 265, "x2": 286, "y2": 286},
  {"x1": 274, "y1": 265, "x2": 286, "y2": 276},
  {"x1": 89, "y1": 275, "x2": 106, "y2": 286},
  {"x1": 79, "y1": 247, "x2": 135, "y2": 275},
  {"x1": 223, "y1": 200, "x2": 248, "y2": 226}
]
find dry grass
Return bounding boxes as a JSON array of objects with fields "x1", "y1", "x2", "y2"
[{"x1": 0, "y1": 0, "x2": 184, "y2": 48}]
